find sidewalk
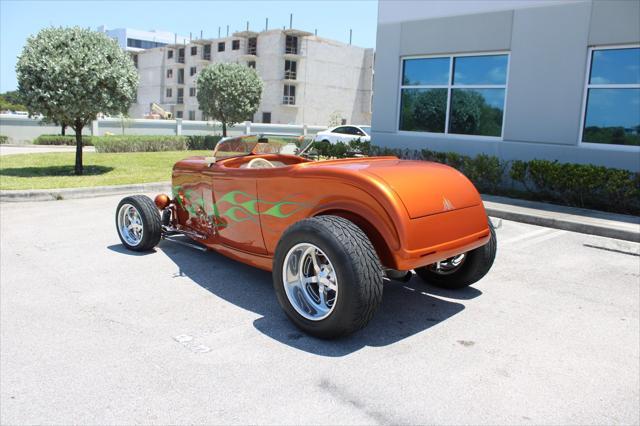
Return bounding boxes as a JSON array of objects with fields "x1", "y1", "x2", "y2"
[
  {"x1": 483, "y1": 195, "x2": 639, "y2": 243},
  {"x1": 0, "y1": 181, "x2": 638, "y2": 242},
  {"x1": 0, "y1": 144, "x2": 95, "y2": 156}
]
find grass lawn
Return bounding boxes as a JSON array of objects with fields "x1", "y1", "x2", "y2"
[{"x1": 0, "y1": 151, "x2": 210, "y2": 190}]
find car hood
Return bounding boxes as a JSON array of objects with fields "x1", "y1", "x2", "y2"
[{"x1": 307, "y1": 157, "x2": 482, "y2": 218}]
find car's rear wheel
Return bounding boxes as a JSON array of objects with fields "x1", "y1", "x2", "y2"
[
  {"x1": 415, "y1": 222, "x2": 497, "y2": 289},
  {"x1": 115, "y1": 195, "x2": 161, "y2": 252},
  {"x1": 273, "y1": 216, "x2": 383, "y2": 339}
]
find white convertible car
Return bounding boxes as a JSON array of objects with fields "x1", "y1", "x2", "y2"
[{"x1": 314, "y1": 125, "x2": 371, "y2": 144}]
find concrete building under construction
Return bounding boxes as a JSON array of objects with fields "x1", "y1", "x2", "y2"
[{"x1": 129, "y1": 28, "x2": 374, "y2": 126}]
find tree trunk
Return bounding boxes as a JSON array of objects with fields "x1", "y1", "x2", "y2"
[
  {"x1": 222, "y1": 121, "x2": 227, "y2": 137},
  {"x1": 74, "y1": 120, "x2": 83, "y2": 175},
  {"x1": 61, "y1": 123, "x2": 66, "y2": 136}
]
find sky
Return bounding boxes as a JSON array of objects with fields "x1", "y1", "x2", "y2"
[{"x1": 0, "y1": 0, "x2": 379, "y2": 92}]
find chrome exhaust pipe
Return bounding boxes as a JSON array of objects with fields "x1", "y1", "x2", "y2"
[{"x1": 384, "y1": 269, "x2": 413, "y2": 283}]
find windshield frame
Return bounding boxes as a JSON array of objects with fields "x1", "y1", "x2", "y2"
[{"x1": 212, "y1": 133, "x2": 314, "y2": 161}]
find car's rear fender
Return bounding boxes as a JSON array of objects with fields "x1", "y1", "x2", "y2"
[{"x1": 313, "y1": 208, "x2": 396, "y2": 269}]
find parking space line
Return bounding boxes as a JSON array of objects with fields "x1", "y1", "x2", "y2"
[
  {"x1": 517, "y1": 230, "x2": 568, "y2": 249},
  {"x1": 500, "y1": 228, "x2": 553, "y2": 246}
]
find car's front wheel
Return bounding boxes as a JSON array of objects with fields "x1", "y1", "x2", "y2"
[
  {"x1": 273, "y1": 216, "x2": 383, "y2": 339},
  {"x1": 415, "y1": 222, "x2": 497, "y2": 289},
  {"x1": 115, "y1": 195, "x2": 162, "y2": 252}
]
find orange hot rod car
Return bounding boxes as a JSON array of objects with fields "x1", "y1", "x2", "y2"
[{"x1": 115, "y1": 134, "x2": 496, "y2": 338}]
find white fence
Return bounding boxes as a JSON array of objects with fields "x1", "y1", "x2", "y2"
[{"x1": 0, "y1": 114, "x2": 328, "y2": 143}]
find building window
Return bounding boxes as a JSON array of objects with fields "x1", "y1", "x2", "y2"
[
  {"x1": 283, "y1": 84, "x2": 296, "y2": 105},
  {"x1": 177, "y1": 48, "x2": 185, "y2": 63},
  {"x1": 127, "y1": 38, "x2": 166, "y2": 49},
  {"x1": 177, "y1": 88, "x2": 184, "y2": 104},
  {"x1": 203, "y1": 44, "x2": 211, "y2": 60},
  {"x1": 191, "y1": 46, "x2": 198, "y2": 56},
  {"x1": 131, "y1": 54, "x2": 138, "y2": 68},
  {"x1": 189, "y1": 87, "x2": 196, "y2": 97},
  {"x1": 399, "y1": 53, "x2": 509, "y2": 137},
  {"x1": 166, "y1": 88, "x2": 172, "y2": 97},
  {"x1": 581, "y1": 46, "x2": 640, "y2": 146},
  {"x1": 247, "y1": 37, "x2": 257, "y2": 55},
  {"x1": 262, "y1": 112, "x2": 271, "y2": 123},
  {"x1": 232, "y1": 40, "x2": 240, "y2": 50},
  {"x1": 188, "y1": 110, "x2": 196, "y2": 121},
  {"x1": 218, "y1": 42, "x2": 225, "y2": 52},
  {"x1": 285, "y1": 35, "x2": 298, "y2": 54},
  {"x1": 247, "y1": 61, "x2": 256, "y2": 69},
  {"x1": 190, "y1": 66, "x2": 197, "y2": 76},
  {"x1": 177, "y1": 68, "x2": 184, "y2": 84},
  {"x1": 176, "y1": 110, "x2": 183, "y2": 119},
  {"x1": 166, "y1": 69, "x2": 173, "y2": 78},
  {"x1": 167, "y1": 50, "x2": 174, "y2": 59},
  {"x1": 284, "y1": 60, "x2": 297, "y2": 80}
]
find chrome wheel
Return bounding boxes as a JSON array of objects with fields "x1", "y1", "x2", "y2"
[
  {"x1": 429, "y1": 254, "x2": 466, "y2": 275},
  {"x1": 282, "y1": 243, "x2": 338, "y2": 321},
  {"x1": 117, "y1": 203, "x2": 144, "y2": 247}
]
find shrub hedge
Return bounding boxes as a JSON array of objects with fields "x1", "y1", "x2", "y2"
[
  {"x1": 364, "y1": 144, "x2": 640, "y2": 215},
  {"x1": 93, "y1": 135, "x2": 188, "y2": 153},
  {"x1": 0, "y1": 135, "x2": 8, "y2": 144},
  {"x1": 33, "y1": 134, "x2": 222, "y2": 152},
  {"x1": 509, "y1": 159, "x2": 640, "y2": 215},
  {"x1": 34, "y1": 135, "x2": 94, "y2": 146},
  {"x1": 186, "y1": 135, "x2": 223, "y2": 150}
]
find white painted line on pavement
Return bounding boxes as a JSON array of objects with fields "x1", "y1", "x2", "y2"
[
  {"x1": 517, "y1": 230, "x2": 568, "y2": 249},
  {"x1": 500, "y1": 228, "x2": 552, "y2": 246}
]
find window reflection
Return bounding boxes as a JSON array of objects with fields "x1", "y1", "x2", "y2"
[
  {"x1": 399, "y1": 88, "x2": 447, "y2": 132},
  {"x1": 449, "y1": 89, "x2": 505, "y2": 137},
  {"x1": 590, "y1": 48, "x2": 640, "y2": 85},
  {"x1": 453, "y1": 55, "x2": 508, "y2": 85},
  {"x1": 402, "y1": 58, "x2": 450, "y2": 85},
  {"x1": 583, "y1": 89, "x2": 640, "y2": 146},
  {"x1": 400, "y1": 54, "x2": 508, "y2": 137}
]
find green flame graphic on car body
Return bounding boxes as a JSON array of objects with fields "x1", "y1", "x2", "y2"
[{"x1": 173, "y1": 186, "x2": 308, "y2": 228}]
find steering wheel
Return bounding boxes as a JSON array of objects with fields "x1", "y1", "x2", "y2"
[{"x1": 247, "y1": 157, "x2": 275, "y2": 169}]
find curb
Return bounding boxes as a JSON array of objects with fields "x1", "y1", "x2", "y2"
[
  {"x1": 0, "y1": 182, "x2": 170, "y2": 202},
  {"x1": 1, "y1": 182, "x2": 638, "y2": 242},
  {"x1": 483, "y1": 195, "x2": 639, "y2": 243}
]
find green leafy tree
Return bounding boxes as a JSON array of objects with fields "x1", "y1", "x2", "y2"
[
  {"x1": 0, "y1": 91, "x2": 27, "y2": 111},
  {"x1": 196, "y1": 63, "x2": 263, "y2": 136},
  {"x1": 16, "y1": 27, "x2": 138, "y2": 174}
]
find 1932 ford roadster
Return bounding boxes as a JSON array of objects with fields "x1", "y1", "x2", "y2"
[{"x1": 116, "y1": 134, "x2": 496, "y2": 338}]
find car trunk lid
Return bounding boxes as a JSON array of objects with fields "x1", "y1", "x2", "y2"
[{"x1": 363, "y1": 159, "x2": 482, "y2": 219}]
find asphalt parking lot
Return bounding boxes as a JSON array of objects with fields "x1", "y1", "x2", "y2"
[{"x1": 1, "y1": 194, "x2": 638, "y2": 425}]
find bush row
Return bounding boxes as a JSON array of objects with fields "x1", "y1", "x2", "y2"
[
  {"x1": 312, "y1": 140, "x2": 371, "y2": 158},
  {"x1": 33, "y1": 134, "x2": 223, "y2": 152},
  {"x1": 0, "y1": 135, "x2": 9, "y2": 144},
  {"x1": 93, "y1": 135, "x2": 188, "y2": 152},
  {"x1": 185, "y1": 135, "x2": 223, "y2": 150},
  {"x1": 365, "y1": 145, "x2": 640, "y2": 215},
  {"x1": 34, "y1": 135, "x2": 95, "y2": 146}
]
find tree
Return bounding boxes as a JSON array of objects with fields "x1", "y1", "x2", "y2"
[
  {"x1": 16, "y1": 27, "x2": 138, "y2": 174},
  {"x1": 196, "y1": 63, "x2": 263, "y2": 136},
  {"x1": 0, "y1": 91, "x2": 27, "y2": 112}
]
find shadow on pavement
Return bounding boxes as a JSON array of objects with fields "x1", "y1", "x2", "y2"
[
  {"x1": 154, "y1": 239, "x2": 480, "y2": 357},
  {"x1": 107, "y1": 244, "x2": 157, "y2": 256}
]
